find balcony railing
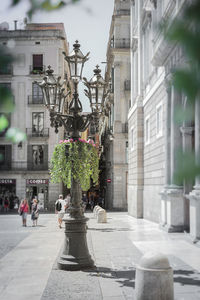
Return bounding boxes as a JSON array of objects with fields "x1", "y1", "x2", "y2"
[
  {"x1": 0, "y1": 65, "x2": 13, "y2": 75},
  {"x1": 26, "y1": 128, "x2": 49, "y2": 137},
  {"x1": 0, "y1": 161, "x2": 49, "y2": 171},
  {"x1": 30, "y1": 65, "x2": 46, "y2": 75},
  {"x1": 116, "y1": 9, "x2": 130, "y2": 16},
  {"x1": 111, "y1": 38, "x2": 130, "y2": 49},
  {"x1": 27, "y1": 163, "x2": 49, "y2": 171},
  {"x1": 28, "y1": 95, "x2": 44, "y2": 105}
]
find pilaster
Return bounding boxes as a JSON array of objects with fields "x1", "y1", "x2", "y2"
[
  {"x1": 160, "y1": 85, "x2": 184, "y2": 232},
  {"x1": 188, "y1": 99, "x2": 200, "y2": 241}
]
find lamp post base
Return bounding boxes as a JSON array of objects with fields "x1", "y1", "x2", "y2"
[{"x1": 57, "y1": 216, "x2": 94, "y2": 271}]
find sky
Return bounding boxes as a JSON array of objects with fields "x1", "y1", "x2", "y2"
[{"x1": 0, "y1": 0, "x2": 114, "y2": 111}]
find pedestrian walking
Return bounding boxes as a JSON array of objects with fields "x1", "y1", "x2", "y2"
[
  {"x1": 18, "y1": 198, "x2": 29, "y2": 227},
  {"x1": 98, "y1": 195, "x2": 103, "y2": 207},
  {"x1": 31, "y1": 198, "x2": 39, "y2": 227},
  {"x1": 89, "y1": 193, "x2": 95, "y2": 211},
  {"x1": 0, "y1": 196, "x2": 3, "y2": 212},
  {"x1": 4, "y1": 197, "x2": 9, "y2": 212},
  {"x1": 55, "y1": 195, "x2": 66, "y2": 229}
]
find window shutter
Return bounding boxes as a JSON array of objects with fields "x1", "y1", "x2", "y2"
[
  {"x1": 27, "y1": 145, "x2": 33, "y2": 170},
  {"x1": 33, "y1": 55, "x2": 43, "y2": 69},
  {"x1": 5, "y1": 145, "x2": 12, "y2": 168},
  {"x1": 43, "y1": 145, "x2": 48, "y2": 169}
]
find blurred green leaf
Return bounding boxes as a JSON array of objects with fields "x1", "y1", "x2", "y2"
[
  {"x1": 0, "y1": 115, "x2": 9, "y2": 131},
  {"x1": 184, "y1": 1, "x2": 200, "y2": 23},
  {"x1": 174, "y1": 151, "x2": 200, "y2": 185},
  {"x1": 27, "y1": 0, "x2": 81, "y2": 19},
  {"x1": 172, "y1": 70, "x2": 199, "y2": 102},
  {"x1": 0, "y1": 46, "x2": 15, "y2": 67},
  {"x1": 41, "y1": 0, "x2": 66, "y2": 11},
  {"x1": 0, "y1": 88, "x2": 15, "y2": 113},
  {"x1": 11, "y1": 0, "x2": 21, "y2": 5},
  {"x1": 167, "y1": 22, "x2": 200, "y2": 62},
  {"x1": 163, "y1": 0, "x2": 200, "y2": 183},
  {"x1": 6, "y1": 128, "x2": 26, "y2": 143},
  {"x1": 174, "y1": 105, "x2": 194, "y2": 124}
]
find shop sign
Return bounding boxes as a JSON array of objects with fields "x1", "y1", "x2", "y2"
[
  {"x1": 26, "y1": 179, "x2": 49, "y2": 185},
  {"x1": 0, "y1": 179, "x2": 16, "y2": 184}
]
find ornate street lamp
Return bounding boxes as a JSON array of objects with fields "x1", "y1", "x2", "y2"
[
  {"x1": 83, "y1": 65, "x2": 108, "y2": 132},
  {"x1": 35, "y1": 41, "x2": 107, "y2": 271}
]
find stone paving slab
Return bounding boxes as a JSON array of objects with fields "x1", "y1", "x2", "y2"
[
  {"x1": 41, "y1": 213, "x2": 200, "y2": 300},
  {"x1": 0, "y1": 214, "x2": 63, "y2": 300},
  {"x1": 1, "y1": 212, "x2": 200, "y2": 300}
]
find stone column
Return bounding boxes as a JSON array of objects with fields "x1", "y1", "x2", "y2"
[
  {"x1": 160, "y1": 85, "x2": 184, "y2": 232},
  {"x1": 166, "y1": 86, "x2": 184, "y2": 232},
  {"x1": 160, "y1": 82, "x2": 171, "y2": 226},
  {"x1": 180, "y1": 102, "x2": 194, "y2": 231},
  {"x1": 189, "y1": 99, "x2": 200, "y2": 241}
]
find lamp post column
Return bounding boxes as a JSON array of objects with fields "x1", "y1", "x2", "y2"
[
  {"x1": 36, "y1": 41, "x2": 106, "y2": 270},
  {"x1": 58, "y1": 178, "x2": 94, "y2": 271},
  {"x1": 58, "y1": 87, "x2": 94, "y2": 270}
]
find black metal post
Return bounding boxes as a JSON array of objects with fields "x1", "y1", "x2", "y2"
[{"x1": 57, "y1": 178, "x2": 94, "y2": 270}]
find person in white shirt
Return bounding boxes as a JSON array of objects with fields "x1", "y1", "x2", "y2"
[{"x1": 55, "y1": 194, "x2": 66, "y2": 228}]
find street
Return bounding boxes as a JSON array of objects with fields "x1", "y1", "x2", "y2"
[{"x1": 0, "y1": 212, "x2": 200, "y2": 300}]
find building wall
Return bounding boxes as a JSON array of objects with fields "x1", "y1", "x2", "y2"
[
  {"x1": 143, "y1": 84, "x2": 166, "y2": 222},
  {"x1": 104, "y1": 0, "x2": 130, "y2": 210},
  {"x1": 0, "y1": 24, "x2": 69, "y2": 210},
  {"x1": 128, "y1": 0, "x2": 190, "y2": 225}
]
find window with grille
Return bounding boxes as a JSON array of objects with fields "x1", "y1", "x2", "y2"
[
  {"x1": 32, "y1": 112, "x2": 44, "y2": 135},
  {"x1": 0, "y1": 83, "x2": 12, "y2": 137},
  {"x1": 33, "y1": 54, "x2": 43, "y2": 71},
  {"x1": 32, "y1": 145, "x2": 44, "y2": 166},
  {"x1": 32, "y1": 83, "x2": 43, "y2": 103}
]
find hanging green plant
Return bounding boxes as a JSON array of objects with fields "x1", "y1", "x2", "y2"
[{"x1": 50, "y1": 138, "x2": 99, "y2": 191}]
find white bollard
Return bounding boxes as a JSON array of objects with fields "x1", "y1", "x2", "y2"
[
  {"x1": 135, "y1": 252, "x2": 174, "y2": 300},
  {"x1": 97, "y1": 208, "x2": 107, "y2": 223},
  {"x1": 93, "y1": 205, "x2": 100, "y2": 217},
  {"x1": 95, "y1": 206, "x2": 102, "y2": 218}
]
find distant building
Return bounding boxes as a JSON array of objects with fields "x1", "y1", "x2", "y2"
[
  {"x1": 0, "y1": 22, "x2": 70, "y2": 210},
  {"x1": 100, "y1": 0, "x2": 130, "y2": 210}
]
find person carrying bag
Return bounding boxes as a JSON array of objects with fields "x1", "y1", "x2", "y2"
[{"x1": 18, "y1": 199, "x2": 29, "y2": 227}]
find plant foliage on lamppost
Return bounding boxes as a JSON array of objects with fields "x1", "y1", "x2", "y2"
[{"x1": 35, "y1": 40, "x2": 107, "y2": 270}]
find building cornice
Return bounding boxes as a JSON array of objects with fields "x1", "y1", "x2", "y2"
[{"x1": 0, "y1": 30, "x2": 66, "y2": 41}]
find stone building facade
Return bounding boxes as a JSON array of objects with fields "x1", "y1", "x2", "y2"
[
  {"x1": 0, "y1": 23, "x2": 70, "y2": 210},
  {"x1": 102, "y1": 0, "x2": 130, "y2": 210},
  {"x1": 128, "y1": 0, "x2": 200, "y2": 241}
]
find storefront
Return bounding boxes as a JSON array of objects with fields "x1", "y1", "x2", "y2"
[
  {"x1": 0, "y1": 179, "x2": 16, "y2": 209},
  {"x1": 26, "y1": 179, "x2": 49, "y2": 211}
]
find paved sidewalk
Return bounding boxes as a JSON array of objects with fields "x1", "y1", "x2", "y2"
[{"x1": 0, "y1": 212, "x2": 200, "y2": 300}]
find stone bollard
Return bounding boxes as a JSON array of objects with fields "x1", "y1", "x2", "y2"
[
  {"x1": 95, "y1": 206, "x2": 102, "y2": 218},
  {"x1": 97, "y1": 208, "x2": 107, "y2": 223},
  {"x1": 135, "y1": 252, "x2": 174, "y2": 300},
  {"x1": 93, "y1": 205, "x2": 100, "y2": 217}
]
